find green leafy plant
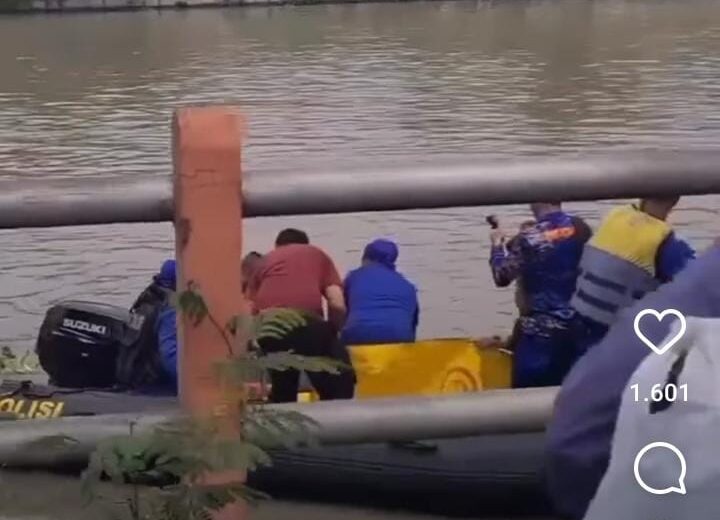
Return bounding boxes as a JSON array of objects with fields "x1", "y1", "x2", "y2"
[
  {"x1": 0, "y1": 346, "x2": 40, "y2": 377},
  {"x1": 80, "y1": 283, "x2": 347, "y2": 520},
  {"x1": 0, "y1": 347, "x2": 41, "y2": 420},
  {"x1": 0, "y1": 348, "x2": 41, "y2": 420}
]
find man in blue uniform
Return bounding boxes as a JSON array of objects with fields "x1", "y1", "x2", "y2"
[
  {"x1": 341, "y1": 239, "x2": 419, "y2": 346},
  {"x1": 489, "y1": 202, "x2": 591, "y2": 388},
  {"x1": 118, "y1": 259, "x2": 178, "y2": 394}
]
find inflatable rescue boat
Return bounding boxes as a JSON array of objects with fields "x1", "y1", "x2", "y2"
[{"x1": 0, "y1": 301, "x2": 550, "y2": 517}]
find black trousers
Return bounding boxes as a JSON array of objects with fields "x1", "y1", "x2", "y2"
[{"x1": 258, "y1": 316, "x2": 356, "y2": 403}]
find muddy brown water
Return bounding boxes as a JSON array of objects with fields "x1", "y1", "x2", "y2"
[
  {"x1": 2, "y1": 0, "x2": 720, "y2": 353},
  {"x1": 1, "y1": 0, "x2": 720, "y2": 517}
]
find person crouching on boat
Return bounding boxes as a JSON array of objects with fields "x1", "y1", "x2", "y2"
[
  {"x1": 340, "y1": 239, "x2": 419, "y2": 346},
  {"x1": 246, "y1": 228, "x2": 355, "y2": 403},
  {"x1": 489, "y1": 202, "x2": 591, "y2": 388},
  {"x1": 115, "y1": 259, "x2": 178, "y2": 394},
  {"x1": 568, "y1": 197, "x2": 695, "y2": 358}
]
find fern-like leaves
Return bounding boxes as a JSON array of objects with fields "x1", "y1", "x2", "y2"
[{"x1": 75, "y1": 289, "x2": 341, "y2": 520}]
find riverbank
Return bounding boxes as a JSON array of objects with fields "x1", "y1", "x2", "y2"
[
  {"x1": 0, "y1": 470, "x2": 556, "y2": 520},
  {"x1": 0, "y1": 0, "x2": 424, "y2": 15}
]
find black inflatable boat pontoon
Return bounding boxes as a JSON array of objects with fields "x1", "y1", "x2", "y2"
[
  {"x1": 0, "y1": 300, "x2": 550, "y2": 517},
  {"x1": 0, "y1": 378, "x2": 550, "y2": 517}
]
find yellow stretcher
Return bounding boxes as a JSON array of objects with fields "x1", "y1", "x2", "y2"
[{"x1": 298, "y1": 337, "x2": 512, "y2": 402}]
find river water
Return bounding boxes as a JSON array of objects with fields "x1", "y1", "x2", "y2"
[{"x1": 1, "y1": 0, "x2": 720, "y2": 352}]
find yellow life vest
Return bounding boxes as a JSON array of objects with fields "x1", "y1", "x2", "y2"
[{"x1": 589, "y1": 205, "x2": 672, "y2": 277}]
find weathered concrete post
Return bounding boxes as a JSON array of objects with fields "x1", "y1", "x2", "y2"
[{"x1": 173, "y1": 106, "x2": 248, "y2": 519}]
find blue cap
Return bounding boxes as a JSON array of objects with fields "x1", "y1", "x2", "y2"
[
  {"x1": 156, "y1": 259, "x2": 177, "y2": 290},
  {"x1": 363, "y1": 239, "x2": 399, "y2": 270}
]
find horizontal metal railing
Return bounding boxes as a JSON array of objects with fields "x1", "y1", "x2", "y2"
[
  {"x1": 2, "y1": 150, "x2": 720, "y2": 229},
  {"x1": 0, "y1": 148, "x2": 717, "y2": 453},
  {"x1": 0, "y1": 387, "x2": 557, "y2": 468}
]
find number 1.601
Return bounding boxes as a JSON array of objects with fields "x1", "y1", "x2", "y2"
[{"x1": 631, "y1": 383, "x2": 688, "y2": 403}]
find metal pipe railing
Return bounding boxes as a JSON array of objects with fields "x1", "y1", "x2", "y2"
[
  {"x1": 2, "y1": 150, "x2": 720, "y2": 229},
  {"x1": 0, "y1": 177, "x2": 171, "y2": 229},
  {"x1": 0, "y1": 387, "x2": 557, "y2": 468}
]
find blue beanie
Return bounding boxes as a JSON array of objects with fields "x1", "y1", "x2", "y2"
[
  {"x1": 156, "y1": 259, "x2": 177, "y2": 290},
  {"x1": 363, "y1": 239, "x2": 399, "y2": 270}
]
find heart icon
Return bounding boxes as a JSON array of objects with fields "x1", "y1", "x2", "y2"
[{"x1": 633, "y1": 308, "x2": 687, "y2": 355}]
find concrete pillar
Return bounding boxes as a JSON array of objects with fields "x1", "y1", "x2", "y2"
[{"x1": 173, "y1": 106, "x2": 248, "y2": 519}]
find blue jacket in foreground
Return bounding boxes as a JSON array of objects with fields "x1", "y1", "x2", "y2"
[
  {"x1": 545, "y1": 245, "x2": 720, "y2": 519},
  {"x1": 341, "y1": 263, "x2": 419, "y2": 345}
]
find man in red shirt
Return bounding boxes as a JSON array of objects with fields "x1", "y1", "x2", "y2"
[{"x1": 247, "y1": 228, "x2": 354, "y2": 402}]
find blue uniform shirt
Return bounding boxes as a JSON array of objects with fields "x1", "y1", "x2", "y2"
[
  {"x1": 341, "y1": 263, "x2": 419, "y2": 345},
  {"x1": 490, "y1": 211, "x2": 589, "y2": 336}
]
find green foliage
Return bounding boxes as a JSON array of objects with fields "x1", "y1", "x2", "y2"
[
  {"x1": 0, "y1": 348, "x2": 41, "y2": 421},
  {"x1": 253, "y1": 308, "x2": 308, "y2": 342},
  {"x1": 243, "y1": 407, "x2": 320, "y2": 450},
  {"x1": 148, "y1": 417, "x2": 273, "y2": 476},
  {"x1": 81, "y1": 421, "x2": 270, "y2": 519},
  {"x1": 80, "y1": 406, "x2": 314, "y2": 519},
  {"x1": 0, "y1": 346, "x2": 40, "y2": 376},
  {"x1": 214, "y1": 351, "x2": 345, "y2": 389},
  {"x1": 78, "y1": 286, "x2": 341, "y2": 520},
  {"x1": 176, "y1": 284, "x2": 347, "y2": 385},
  {"x1": 153, "y1": 482, "x2": 266, "y2": 520},
  {"x1": 177, "y1": 286, "x2": 312, "y2": 345},
  {"x1": 254, "y1": 351, "x2": 345, "y2": 374},
  {"x1": 175, "y1": 284, "x2": 208, "y2": 327}
]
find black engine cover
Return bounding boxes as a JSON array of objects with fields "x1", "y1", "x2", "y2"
[{"x1": 36, "y1": 301, "x2": 138, "y2": 389}]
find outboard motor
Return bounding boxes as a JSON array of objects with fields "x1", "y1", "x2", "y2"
[{"x1": 36, "y1": 301, "x2": 139, "y2": 389}]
